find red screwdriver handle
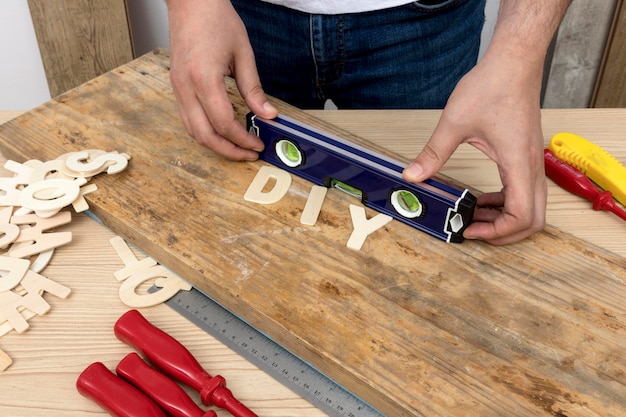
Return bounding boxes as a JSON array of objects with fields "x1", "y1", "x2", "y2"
[
  {"x1": 114, "y1": 310, "x2": 259, "y2": 417},
  {"x1": 591, "y1": 191, "x2": 619, "y2": 212},
  {"x1": 116, "y1": 353, "x2": 217, "y2": 417},
  {"x1": 114, "y1": 310, "x2": 219, "y2": 394},
  {"x1": 544, "y1": 149, "x2": 626, "y2": 221},
  {"x1": 212, "y1": 386, "x2": 260, "y2": 417},
  {"x1": 544, "y1": 149, "x2": 601, "y2": 201},
  {"x1": 76, "y1": 362, "x2": 167, "y2": 417}
]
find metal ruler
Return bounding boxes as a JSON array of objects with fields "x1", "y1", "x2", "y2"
[{"x1": 164, "y1": 287, "x2": 386, "y2": 417}]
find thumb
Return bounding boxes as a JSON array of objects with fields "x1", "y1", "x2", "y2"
[
  {"x1": 234, "y1": 57, "x2": 278, "y2": 120},
  {"x1": 242, "y1": 83, "x2": 278, "y2": 120},
  {"x1": 403, "y1": 124, "x2": 460, "y2": 183}
]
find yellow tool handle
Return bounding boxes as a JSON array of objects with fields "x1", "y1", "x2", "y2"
[{"x1": 549, "y1": 132, "x2": 626, "y2": 206}]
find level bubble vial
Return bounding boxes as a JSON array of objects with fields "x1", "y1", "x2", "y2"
[
  {"x1": 275, "y1": 138, "x2": 304, "y2": 168},
  {"x1": 390, "y1": 189, "x2": 423, "y2": 218},
  {"x1": 330, "y1": 178, "x2": 364, "y2": 201}
]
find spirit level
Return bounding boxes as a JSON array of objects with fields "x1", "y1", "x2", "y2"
[{"x1": 247, "y1": 113, "x2": 476, "y2": 242}]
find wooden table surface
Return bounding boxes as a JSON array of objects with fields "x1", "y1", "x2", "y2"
[
  {"x1": 2, "y1": 106, "x2": 624, "y2": 416},
  {"x1": 0, "y1": 50, "x2": 624, "y2": 417}
]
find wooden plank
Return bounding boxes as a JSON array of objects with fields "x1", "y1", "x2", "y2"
[
  {"x1": 1, "y1": 50, "x2": 625, "y2": 417},
  {"x1": 592, "y1": 0, "x2": 626, "y2": 107},
  {"x1": 27, "y1": 0, "x2": 133, "y2": 97}
]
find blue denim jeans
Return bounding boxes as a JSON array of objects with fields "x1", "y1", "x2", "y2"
[{"x1": 230, "y1": 0, "x2": 486, "y2": 109}]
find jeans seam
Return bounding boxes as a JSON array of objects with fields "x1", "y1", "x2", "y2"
[
  {"x1": 335, "y1": 16, "x2": 346, "y2": 84},
  {"x1": 309, "y1": 15, "x2": 324, "y2": 101}
]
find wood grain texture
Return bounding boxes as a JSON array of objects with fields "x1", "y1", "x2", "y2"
[
  {"x1": 27, "y1": 0, "x2": 133, "y2": 97},
  {"x1": 543, "y1": 0, "x2": 617, "y2": 108},
  {"x1": 593, "y1": 0, "x2": 626, "y2": 107},
  {"x1": 1, "y1": 50, "x2": 625, "y2": 417}
]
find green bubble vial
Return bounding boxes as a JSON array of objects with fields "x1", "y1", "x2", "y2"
[
  {"x1": 275, "y1": 139, "x2": 303, "y2": 167},
  {"x1": 391, "y1": 189, "x2": 423, "y2": 218}
]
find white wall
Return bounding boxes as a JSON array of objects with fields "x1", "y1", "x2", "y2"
[
  {"x1": 0, "y1": 0, "x2": 500, "y2": 111},
  {"x1": 126, "y1": 0, "x2": 169, "y2": 56},
  {"x1": 0, "y1": 0, "x2": 50, "y2": 110},
  {"x1": 481, "y1": 0, "x2": 500, "y2": 59}
]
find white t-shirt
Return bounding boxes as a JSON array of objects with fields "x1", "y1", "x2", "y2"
[{"x1": 260, "y1": 1, "x2": 416, "y2": 14}]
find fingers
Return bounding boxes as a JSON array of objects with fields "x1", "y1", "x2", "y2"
[
  {"x1": 463, "y1": 169, "x2": 547, "y2": 245},
  {"x1": 403, "y1": 118, "x2": 461, "y2": 183},
  {"x1": 403, "y1": 57, "x2": 548, "y2": 245},
  {"x1": 200, "y1": 76, "x2": 266, "y2": 157},
  {"x1": 401, "y1": 108, "x2": 547, "y2": 244},
  {"x1": 171, "y1": 69, "x2": 262, "y2": 161},
  {"x1": 185, "y1": 103, "x2": 262, "y2": 161},
  {"x1": 185, "y1": 72, "x2": 272, "y2": 161}
]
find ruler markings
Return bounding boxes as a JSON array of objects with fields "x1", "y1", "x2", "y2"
[{"x1": 163, "y1": 287, "x2": 386, "y2": 417}]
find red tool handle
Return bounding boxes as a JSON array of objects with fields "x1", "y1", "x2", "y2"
[
  {"x1": 76, "y1": 362, "x2": 167, "y2": 417},
  {"x1": 544, "y1": 149, "x2": 626, "y2": 221},
  {"x1": 211, "y1": 386, "x2": 260, "y2": 417},
  {"x1": 116, "y1": 353, "x2": 217, "y2": 417},
  {"x1": 114, "y1": 310, "x2": 217, "y2": 393},
  {"x1": 114, "y1": 310, "x2": 258, "y2": 417}
]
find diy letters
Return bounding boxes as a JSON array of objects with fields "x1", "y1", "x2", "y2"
[{"x1": 244, "y1": 165, "x2": 393, "y2": 250}]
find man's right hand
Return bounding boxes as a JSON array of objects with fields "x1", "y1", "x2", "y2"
[{"x1": 166, "y1": 0, "x2": 278, "y2": 160}]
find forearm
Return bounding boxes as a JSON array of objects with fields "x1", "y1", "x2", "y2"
[{"x1": 488, "y1": 0, "x2": 572, "y2": 67}]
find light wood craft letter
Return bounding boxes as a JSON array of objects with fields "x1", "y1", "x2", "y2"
[
  {"x1": 118, "y1": 264, "x2": 192, "y2": 308},
  {"x1": 19, "y1": 177, "x2": 87, "y2": 218},
  {"x1": 244, "y1": 165, "x2": 292, "y2": 204},
  {"x1": 9, "y1": 211, "x2": 73, "y2": 259},
  {"x1": 0, "y1": 206, "x2": 20, "y2": 249},
  {"x1": 0, "y1": 160, "x2": 34, "y2": 207},
  {"x1": 110, "y1": 236, "x2": 191, "y2": 307},
  {"x1": 0, "y1": 270, "x2": 71, "y2": 333},
  {"x1": 347, "y1": 205, "x2": 393, "y2": 250},
  {"x1": 110, "y1": 236, "x2": 157, "y2": 281},
  {"x1": 71, "y1": 183, "x2": 98, "y2": 213},
  {"x1": 0, "y1": 348, "x2": 12, "y2": 373},
  {"x1": 0, "y1": 256, "x2": 31, "y2": 292},
  {"x1": 301, "y1": 185, "x2": 328, "y2": 225},
  {"x1": 23, "y1": 159, "x2": 74, "y2": 182},
  {"x1": 65, "y1": 150, "x2": 130, "y2": 177}
]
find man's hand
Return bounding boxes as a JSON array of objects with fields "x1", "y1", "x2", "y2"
[
  {"x1": 166, "y1": 0, "x2": 278, "y2": 161},
  {"x1": 403, "y1": 0, "x2": 571, "y2": 244},
  {"x1": 403, "y1": 55, "x2": 547, "y2": 244}
]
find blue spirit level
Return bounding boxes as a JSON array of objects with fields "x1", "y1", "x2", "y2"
[{"x1": 247, "y1": 113, "x2": 476, "y2": 242}]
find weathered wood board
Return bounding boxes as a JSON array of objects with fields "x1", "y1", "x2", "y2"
[
  {"x1": 27, "y1": 0, "x2": 134, "y2": 97},
  {"x1": 593, "y1": 0, "x2": 626, "y2": 107},
  {"x1": 1, "y1": 50, "x2": 625, "y2": 417}
]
